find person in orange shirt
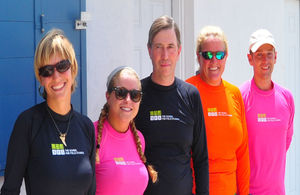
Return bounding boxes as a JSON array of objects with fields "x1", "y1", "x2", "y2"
[{"x1": 186, "y1": 26, "x2": 250, "y2": 195}]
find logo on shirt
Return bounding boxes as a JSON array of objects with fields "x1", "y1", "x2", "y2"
[
  {"x1": 51, "y1": 143, "x2": 85, "y2": 156},
  {"x1": 114, "y1": 157, "x2": 142, "y2": 166},
  {"x1": 207, "y1": 108, "x2": 232, "y2": 117},
  {"x1": 149, "y1": 110, "x2": 179, "y2": 121},
  {"x1": 257, "y1": 113, "x2": 281, "y2": 122}
]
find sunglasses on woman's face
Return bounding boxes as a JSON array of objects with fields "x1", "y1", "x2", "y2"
[
  {"x1": 199, "y1": 51, "x2": 226, "y2": 60},
  {"x1": 112, "y1": 87, "x2": 142, "y2": 103},
  {"x1": 39, "y1": 59, "x2": 71, "y2": 77}
]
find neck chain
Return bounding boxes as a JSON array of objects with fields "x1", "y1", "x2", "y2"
[{"x1": 47, "y1": 107, "x2": 71, "y2": 147}]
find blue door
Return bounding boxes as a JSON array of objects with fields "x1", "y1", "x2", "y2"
[{"x1": 0, "y1": 0, "x2": 87, "y2": 176}]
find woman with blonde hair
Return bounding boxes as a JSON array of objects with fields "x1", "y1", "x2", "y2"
[
  {"x1": 94, "y1": 66, "x2": 157, "y2": 195},
  {"x1": 186, "y1": 26, "x2": 250, "y2": 195},
  {"x1": 0, "y1": 29, "x2": 95, "y2": 195}
]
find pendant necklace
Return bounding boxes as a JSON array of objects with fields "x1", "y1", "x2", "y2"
[{"x1": 47, "y1": 107, "x2": 71, "y2": 147}]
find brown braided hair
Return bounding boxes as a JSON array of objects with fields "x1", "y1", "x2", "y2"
[
  {"x1": 95, "y1": 66, "x2": 157, "y2": 183},
  {"x1": 130, "y1": 120, "x2": 158, "y2": 183},
  {"x1": 95, "y1": 103, "x2": 109, "y2": 163}
]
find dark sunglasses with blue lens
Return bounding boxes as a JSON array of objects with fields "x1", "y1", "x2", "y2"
[
  {"x1": 39, "y1": 59, "x2": 71, "y2": 77},
  {"x1": 112, "y1": 87, "x2": 142, "y2": 103},
  {"x1": 199, "y1": 51, "x2": 226, "y2": 60}
]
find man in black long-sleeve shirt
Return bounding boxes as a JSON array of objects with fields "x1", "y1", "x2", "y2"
[{"x1": 135, "y1": 15, "x2": 209, "y2": 195}]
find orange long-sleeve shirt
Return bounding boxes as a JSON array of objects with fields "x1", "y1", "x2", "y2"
[{"x1": 186, "y1": 75, "x2": 249, "y2": 195}]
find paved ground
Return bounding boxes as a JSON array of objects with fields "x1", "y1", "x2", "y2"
[{"x1": 0, "y1": 176, "x2": 26, "y2": 195}]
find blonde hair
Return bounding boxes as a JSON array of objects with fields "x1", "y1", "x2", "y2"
[
  {"x1": 34, "y1": 29, "x2": 78, "y2": 98},
  {"x1": 196, "y1": 25, "x2": 228, "y2": 54},
  {"x1": 96, "y1": 66, "x2": 158, "y2": 183}
]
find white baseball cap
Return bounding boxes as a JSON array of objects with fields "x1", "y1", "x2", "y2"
[{"x1": 249, "y1": 29, "x2": 276, "y2": 52}]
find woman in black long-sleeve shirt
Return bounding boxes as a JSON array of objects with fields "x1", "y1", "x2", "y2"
[{"x1": 0, "y1": 29, "x2": 95, "y2": 195}]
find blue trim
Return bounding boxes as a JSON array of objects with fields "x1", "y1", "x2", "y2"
[{"x1": 80, "y1": 0, "x2": 87, "y2": 115}]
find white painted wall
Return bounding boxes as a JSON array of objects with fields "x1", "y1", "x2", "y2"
[
  {"x1": 192, "y1": 0, "x2": 286, "y2": 86},
  {"x1": 86, "y1": 0, "x2": 135, "y2": 121},
  {"x1": 284, "y1": 1, "x2": 300, "y2": 194},
  {"x1": 86, "y1": 0, "x2": 171, "y2": 122}
]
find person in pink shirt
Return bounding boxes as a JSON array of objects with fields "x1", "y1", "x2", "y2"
[
  {"x1": 94, "y1": 66, "x2": 157, "y2": 195},
  {"x1": 240, "y1": 29, "x2": 295, "y2": 195}
]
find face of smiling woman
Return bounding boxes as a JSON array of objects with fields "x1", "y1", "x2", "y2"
[
  {"x1": 106, "y1": 71, "x2": 141, "y2": 132},
  {"x1": 40, "y1": 54, "x2": 73, "y2": 105},
  {"x1": 198, "y1": 37, "x2": 227, "y2": 86}
]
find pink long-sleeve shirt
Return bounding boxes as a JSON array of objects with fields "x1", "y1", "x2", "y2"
[
  {"x1": 94, "y1": 120, "x2": 148, "y2": 195},
  {"x1": 240, "y1": 79, "x2": 294, "y2": 195}
]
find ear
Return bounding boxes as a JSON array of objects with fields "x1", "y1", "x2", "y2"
[
  {"x1": 177, "y1": 45, "x2": 182, "y2": 56},
  {"x1": 106, "y1": 91, "x2": 110, "y2": 101},
  {"x1": 247, "y1": 53, "x2": 254, "y2": 66},
  {"x1": 39, "y1": 77, "x2": 45, "y2": 87},
  {"x1": 274, "y1": 51, "x2": 277, "y2": 63},
  {"x1": 197, "y1": 53, "x2": 201, "y2": 63},
  {"x1": 147, "y1": 46, "x2": 152, "y2": 58},
  {"x1": 175, "y1": 45, "x2": 182, "y2": 62},
  {"x1": 223, "y1": 51, "x2": 228, "y2": 61}
]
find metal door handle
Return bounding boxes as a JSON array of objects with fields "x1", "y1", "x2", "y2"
[{"x1": 40, "y1": 14, "x2": 45, "y2": 33}]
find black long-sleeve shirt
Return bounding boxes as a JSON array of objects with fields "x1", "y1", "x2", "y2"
[
  {"x1": 135, "y1": 76, "x2": 209, "y2": 195},
  {"x1": 0, "y1": 102, "x2": 96, "y2": 195}
]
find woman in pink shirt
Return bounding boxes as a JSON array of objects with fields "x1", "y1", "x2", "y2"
[{"x1": 94, "y1": 66, "x2": 157, "y2": 195}]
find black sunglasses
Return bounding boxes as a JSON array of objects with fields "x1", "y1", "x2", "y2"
[
  {"x1": 199, "y1": 51, "x2": 226, "y2": 60},
  {"x1": 39, "y1": 59, "x2": 71, "y2": 77},
  {"x1": 112, "y1": 87, "x2": 142, "y2": 103}
]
